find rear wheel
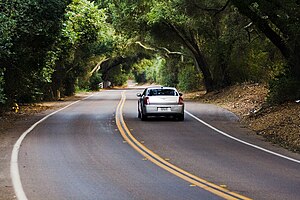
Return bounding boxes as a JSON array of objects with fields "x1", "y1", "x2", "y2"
[
  {"x1": 178, "y1": 114, "x2": 184, "y2": 121},
  {"x1": 141, "y1": 111, "x2": 147, "y2": 121}
]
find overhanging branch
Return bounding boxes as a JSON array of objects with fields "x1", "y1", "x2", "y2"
[
  {"x1": 158, "y1": 47, "x2": 184, "y2": 56},
  {"x1": 193, "y1": 0, "x2": 230, "y2": 16},
  {"x1": 134, "y1": 41, "x2": 187, "y2": 57},
  {"x1": 89, "y1": 57, "x2": 110, "y2": 77},
  {"x1": 135, "y1": 41, "x2": 157, "y2": 51}
]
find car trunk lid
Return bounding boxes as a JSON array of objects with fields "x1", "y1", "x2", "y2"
[{"x1": 148, "y1": 96, "x2": 179, "y2": 104}]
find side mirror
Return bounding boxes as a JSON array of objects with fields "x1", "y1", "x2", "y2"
[{"x1": 136, "y1": 93, "x2": 142, "y2": 97}]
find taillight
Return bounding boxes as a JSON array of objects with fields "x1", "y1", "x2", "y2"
[
  {"x1": 144, "y1": 97, "x2": 150, "y2": 105},
  {"x1": 179, "y1": 96, "x2": 184, "y2": 105}
]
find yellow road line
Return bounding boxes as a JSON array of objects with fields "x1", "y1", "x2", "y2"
[{"x1": 116, "y1": 92, "x2": 252, "y2": 200}]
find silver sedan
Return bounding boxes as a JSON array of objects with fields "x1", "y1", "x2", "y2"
[{"x1": 137, "y1": 87, "x2": 184, "y2": 121}]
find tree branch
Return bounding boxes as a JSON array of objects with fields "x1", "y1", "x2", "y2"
[
  {"x1": 193, "y1": 0, "x2": 230, "y2": 16},
  {"x1": 89, "y1": 57, "x2": 110, "y2": 77},
  {"x1": 158, "y1": 47, "x2": 184, "y2": 56},
  {"x1": 232, "y1": 0, "x2": 291, "y2": 60},
  {"x1": 135, "y1": 41, "x2": 186, "y2": 57},
  {"x1": 214, "y1": 0, "x2": 230, "y2": 16},
  {"x1": 164, "y1": 22, "x2": 198, "y2": 55},
  {"x1": 135, "y1": 41, "x2": 157, "y2": 51}
]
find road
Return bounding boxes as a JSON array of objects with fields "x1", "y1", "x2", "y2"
[{"x1": 13, "y1": 89, "x2": 300, "y2": 200}]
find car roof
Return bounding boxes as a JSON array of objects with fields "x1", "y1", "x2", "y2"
[{"x1": 146, "y1": 86, "x2": 177, "y2": 90}]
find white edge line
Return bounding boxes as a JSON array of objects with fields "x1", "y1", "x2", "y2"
[
  {"x1": 10, "y1": 94, "x2": 95, "y2": 200},
  {"x1": 185, "y1": 110, "x2": 300, "y2": 164}
]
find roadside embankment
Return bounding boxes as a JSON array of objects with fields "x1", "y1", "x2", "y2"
[{"x1": 185, "y1": 83, "x2": 300, "y2": 153}]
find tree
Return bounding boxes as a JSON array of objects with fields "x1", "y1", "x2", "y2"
[
  {"x1": 231, "y1": 0, "x2": 299, "y2": 70},
  {"x1": 103, "y1": 0, "x2": 244, "y2": 92},
  {"x1": 178, "y1": 64, "x2": 203, "y2": 92},
  {"x1": 231, "y1": 0, "x2": 300, "y2": 102},
  {"x1": 0, "y1": 0, "x2": 71, "y2": 103},
  {"x1": 50, "y1": 0, "x2": 113, "y2": 97},
  {"x1": 144, "y1": 0, "x2": 237, "y2": 91},
  {"x1": 132, "y1": 57, "x2": 163, "y2": 84},
  {"x1": 1, "y1": 0, "x2": 296, "y2": 105}
]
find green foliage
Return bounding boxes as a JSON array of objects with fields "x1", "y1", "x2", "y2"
[
  {"x1": 0, "y1": 68, "x2": 6, "y2": 104},
  {"x1": 147, "y1": 1, "x2": 190, "y2": 25},
  {"x1": 229, "y1": 37, "x2": 285, "y2": 84},
  {"x1": 178, "y1": 65, "x2": 203, "y2": 92},
  {"x1": 0, "y1": 0, "x2": 71, "y2": 103},
  {"x1": 132, "y1": 59, "x2": 152, "y2": 83},
  {"x1": 157, "y1": 58, "x2": 178, "y2": 87},
  {"x1": 50, "y1": 0, "x2": 114, "y2": 97},
  {"x1": 146, "y1": 1, "x2": 240, "y2": 90},
  {"x1": 63, "y1": 0, "x2": 107, "y2": 46},
  {"x1": 102, "y1": 0, "x2": 151, "y2": 37},
  {"x1": 89, "y1": 72, "x2": 103, "y2": 91},
  {"x1": 0, "y1": 0, "x2": 297, "y2": 105},
  {"x1": 132, "y1": 57, "x2": 162, "y2": 84},
  {"x1": 0, "y1": 11, "x2": 15, "y2": 58},
  {"x1": 132, "y1": 56, "x2": 203, "y2": 92},
  {"x1": 231, "y1": 0, "x2": 300, "y2": 103},
  {"x1": 106, "y1": 66, "x2": 128, "y2": 86},
  {"x1": 268, "y1": 73, "x2": 300, "y2": 104}
]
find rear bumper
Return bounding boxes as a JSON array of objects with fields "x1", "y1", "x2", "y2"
[{"x1": 143, "y1": 104, "x2": 184, "y2": 115}]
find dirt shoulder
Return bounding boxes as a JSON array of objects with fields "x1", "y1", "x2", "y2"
[{"x1": 185, "y1": 83, "x2": 300, "y2": 153}]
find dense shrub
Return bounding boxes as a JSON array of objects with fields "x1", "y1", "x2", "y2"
[
  {"x1": 106, "y1": 66, "x2": 128, "y2": 86},
  {"x1": 89, "y1": 72, "x2": 103, "y2": 91},
  {"x1": 268, "y1": 73, "x2": 300, "y2": 104},
  {"x1": 132, "y1": 58, "x2": 162, "y2": 84},
  {"x1": 228, "y1": 38, "x2": 284, "y2": 84},
  {"x1": 177, "y1": 65, "x2": 202, "y2": 92},
  {"x1": 157, "y1": 58, "x2": 179, "y2": 87}
]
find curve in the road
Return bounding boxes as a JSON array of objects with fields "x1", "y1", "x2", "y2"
[{"x1": 116, "y1": 91, "x2": 251, "y2": 200}]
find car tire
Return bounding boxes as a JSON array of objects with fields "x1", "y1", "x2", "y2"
[
  {"x1": 141, "y1": 112, "x2": 147, "y2": 121},
  {"x1": 178, "y1": 114, "x2": 184, "y2": 121}
]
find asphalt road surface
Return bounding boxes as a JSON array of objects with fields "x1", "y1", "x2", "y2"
[{"x1": 13, "y1": 89, "x2": 300, "y2": 200}]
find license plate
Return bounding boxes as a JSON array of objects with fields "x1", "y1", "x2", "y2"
[{"x1": 158, "y1": 107, "x2": 171, "y2": 111}]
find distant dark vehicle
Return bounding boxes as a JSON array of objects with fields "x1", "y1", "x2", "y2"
[{"x1": 137, "y1": 87, "x2": 184, "y2": 121}]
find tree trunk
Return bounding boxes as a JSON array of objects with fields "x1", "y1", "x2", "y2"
[
  {"x1": 51, "y1": 61, "x2": 64, "y2": 100},
  {"x1": 193, "y1": 56, "x2": 214, "y2": 92},
  {"x1": 64, "y1": 76, "x2": 76, "y2": 96},
  {"x1": 232, "y1": 0, "x2": 300, "y2": 81},
  {"x1": 3, "y1": 65, "x2": 18, "y2": 104},
  {"x1": 231, "y1": 0, "x2": 300, "y2": 102},
  {"x1": 231, "y1": 0, "x2": 292, "y2": 69},
  {"x1": 166, "y1": 22, "x2": 215, "y2": 92}
]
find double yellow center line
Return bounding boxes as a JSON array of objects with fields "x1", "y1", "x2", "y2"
[{"x1": 116, "y1": 91, "x2": 251, "y2": 200}]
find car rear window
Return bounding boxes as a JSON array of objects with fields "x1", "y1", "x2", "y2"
[{"x1": 148, "y1": 89, "x2": 177, "y2": 96}]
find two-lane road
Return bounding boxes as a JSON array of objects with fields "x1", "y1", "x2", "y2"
[{"x1": 13, "y1": 89, "x2": 300, "y2": 200}]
